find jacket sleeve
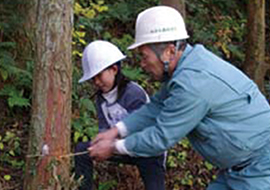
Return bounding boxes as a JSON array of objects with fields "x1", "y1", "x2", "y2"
[{"x1": 123, "y1": 81, "x2": 209, "y2": 157}]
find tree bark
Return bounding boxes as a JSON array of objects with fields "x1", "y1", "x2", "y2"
[
  {"x1": 266, "y1": 0, "x2": 269, "y2": 58},
  {"x1": 160, "y1": 0, "x2": 186, "y2": 18},
  {"x1": 24, "y1": 0, "x2": 73, "y2": 189},
  {"x1": 243, "y1": 0, "x2": 266, "y2": 92}
]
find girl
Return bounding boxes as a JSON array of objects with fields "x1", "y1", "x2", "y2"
[{"x1": 75, "y1": 40, "x2": 166, "y2": 190}]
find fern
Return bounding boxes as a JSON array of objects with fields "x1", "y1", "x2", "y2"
[{"x1": 0, "y1": 85, "x2": 30, "y2": 108}]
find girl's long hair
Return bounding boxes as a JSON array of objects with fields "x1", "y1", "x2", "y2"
[{"x1": 114, "y1": 61, "x2": 130, "y2": 100}]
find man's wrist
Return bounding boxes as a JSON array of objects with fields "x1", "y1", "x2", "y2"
[
  {"x1": 111, "y1": 126, "x2": 120, "y2": 138},
  {"x1": 115, "y1": 121, "x2": 128, "y2": 137},
  {"x1": 114, "y1": 139, "x2": 132, "y2": 156}
]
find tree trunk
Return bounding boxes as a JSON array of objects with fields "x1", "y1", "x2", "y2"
[
  {"x1": 265, "y1": 0, "x2": 270, "y2": 101},
  {"x1": 243, "y1": 0, "x2": 266, "y2": 92},
  {"x1": 24, "y1": 0, "x2": 73, "y2": 189},
  {"x1": 161, "y1": 0, "x2": 186, "y2": 18},
  {"x1": 266, "y1": 0, "x2": 270, "y2": 58}
]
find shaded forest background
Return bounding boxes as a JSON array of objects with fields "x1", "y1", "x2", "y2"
[{"x1": 0, "y1": 0, "x2": 269, "y2": 189}]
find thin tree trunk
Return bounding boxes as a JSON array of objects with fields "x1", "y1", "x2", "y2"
[
  {"x1": 161, "y1": 0, "x2": 186, "y2": 18},
  {"x1": 264, "y1": 0, "x2": 270, "y2": 101},
  {"x1": 243, "y1": 0, "x2": 266, "y2": 92},
  {"x1": 266, "y1": 0, "x2": 270, "y2": 58},
  {"x1": 24, "y1": 0, "x2": 73, "y2": 189}
]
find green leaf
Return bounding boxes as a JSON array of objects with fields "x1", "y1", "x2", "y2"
[
  {"x1": 0, "y1": 42, "x2": 16, "y2": 48},
  {"x1": 122, "y1": 66, "x2": 146, "y2": 81},
  {"x1": 14, "y1": 141, "x2": 20, "y2": 149},
  {"x1": 0, "y1": 86, "x2": 30, "y2": 108},
  {"x1": 98, "y1": 180, "x2": 117, "y2": 190},
  {"x1": 9, "y1": 160, "x2": 24, "y2": 168},
  {"x1": 4, "y1": 175, "x2": 11, "y2": 181},
  {"x1": 72, "y1": 120, "x2": 83, "y2": 131},
  {"x1": 8, "y1": 96, "x2": 30, "y2": 108},
  {"x1": 0, "y1": 142, "x2": 4, "y2": 150},
  {"x1": 74, "y1": 131, "x2": 81, "y2": 143},
  {"x1": 82, "y1": 135, "x2": 88, "y2": 142},
  {"x1": 0, "y1": 85, "x2": 16, "y2": 96},
  {"x1": 85, "y1": 125, "x2": 98, "y2": 138},
  {"x1": 79, "y1": 98, "x2": 96, "y2": 114},
  {"x1": 4, "y1": 131, "x2": 15, "y2": 142},
  {"x1": 0, "y1": 68, "x2": 8, "y2": 81},
  {"x1": 9, "y1": 150, "x2": 15, "y2": 156},
  {"x1": 205, "y1": 161, "x2": 214, "y2": 170},
  {"x1": 179, "y1": 138, "x2": 190, "y2": 148}
]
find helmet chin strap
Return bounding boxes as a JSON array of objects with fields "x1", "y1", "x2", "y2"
[
  {"x1": 150, "y1": 41, "x2": 181, "y2": 82},
  {"x1": 162, "y1": 41, "x2": 182, "y2": 81},
  {"x1": 149, "y1": 44, "x2": 171, "y2": 82},
  {"x1": 162, "y1": 61, "x2": 170, "y2": 82}
]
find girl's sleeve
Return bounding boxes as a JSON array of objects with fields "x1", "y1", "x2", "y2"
[{"x1": 124, "y1": 83, "x2": 149, "y2": 113}]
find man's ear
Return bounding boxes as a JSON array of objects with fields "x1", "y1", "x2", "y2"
[
  {"x1": 161, "y1": 44, "x2": 176, "y2": 62},
  {"x1": 169, "y1": 44, "x2": 177, "y2": 60}
]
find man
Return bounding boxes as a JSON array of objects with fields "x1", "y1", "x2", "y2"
[{"x1": 89, "y1": 6, "x2": 270, "y2": 190}]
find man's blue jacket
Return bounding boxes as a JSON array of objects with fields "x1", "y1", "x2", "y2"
[{"x1": 121, "y1": 44, "x2": 270, "y2": 170}]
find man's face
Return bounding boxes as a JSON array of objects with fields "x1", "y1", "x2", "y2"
[{"x1": 138, "y1": 45, "x2": 164, "y2": 81}]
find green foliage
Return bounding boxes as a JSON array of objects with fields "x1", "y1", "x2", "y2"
[
  {"x1": 0, "y1": 0, "x2": 33, "y2": 113},
  {"x1": 0, "y1": 43, "x2": 32, "y2": 86},
  {"x1": 72, "y1": 0, "x2": 109, "y2": 58},
  {"x1": 4, "y1": 175, "x2": 11, "y2": 181},
  {"x1": 122, "y1": 65, "x2": 147, "y2": 81},
  {"x1": 187, "y1": 0, "x2": 247, "y2": 67},
  {"x1": 72, "y1": 97, "x2": 99, "y2": 143},
  {"x1": 167, "y1": 140, "x2": 190, "y2": 168},
  {"x1": 71, "y1": 1, "x2": 108, "y2": 145},
  {"x1": 180, "y1": 171, "x2": 194, "y2": 186},
  {"x1": 103, "y1": 32, "x2": 134, "y2": 57},
  {"x1": 0, "y1": 130, "x2": 24, "y2": 175},
  {"x1": 103, "y1": 0, "x2": 159, "y2": 25},
  {"x1": 204, "y1": 161, "x2": 214, "y2": 171},
  {"x1": 98, "y1": 180, "x2": 117, "y2": 190},
  {"x1": 166, "y1": 139, "x2": 217, "y2": 189},
  {"x1": 0, "y1": 85, "x2": 30, "y2": 108},
  {"x1": 0, "y1": 0, "x2": 27, "y2": 34},
  {"x1": 0, "y1": 1, "x2": 32, "y2": 187}
]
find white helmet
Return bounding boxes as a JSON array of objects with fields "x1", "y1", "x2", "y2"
[
  {"x1": 128, "y1": 6, "x2": 189, "y2": 50},
  {"x1": 79, "y1": 40, "x2": 126, "y2": 83}
]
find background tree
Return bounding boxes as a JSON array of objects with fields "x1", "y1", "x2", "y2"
[
  {"x1": 161, "y1": 0, "x2": 186, "y2": 18},
  {"x1": 264, "y1": 0, "x2": 270, "y2": 101},
  {"x1": 243, "y1": 0, "x2": 268, "y2": 93},
  {"x1": 23, "y1": 0, "x2": 73, "y2": 189}
]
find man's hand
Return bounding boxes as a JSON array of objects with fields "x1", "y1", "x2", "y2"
[
  {"x1": 88, "y1": 127, "x2": 119, "y2": 161},
  {"x1": 88, "y1": 139, "x2": 115, "y2": 161},
  {"x1": 92, "y1": 127, "x2": 119, "y2": 145}
]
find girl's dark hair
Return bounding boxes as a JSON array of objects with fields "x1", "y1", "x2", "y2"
[{"x1": 114, "y1": 61, "x2": 130, "y2": 100}]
